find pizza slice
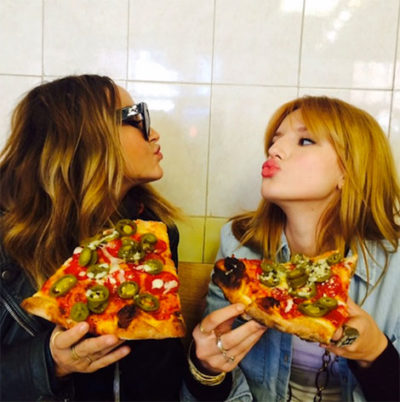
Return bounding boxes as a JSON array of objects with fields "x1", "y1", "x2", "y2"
[
  {"x1": 212, "y1": 250, "x2": 357, "y2": 344},
  {"x1": 21, "y1": 219, "x2": 186, "y2": 340}
]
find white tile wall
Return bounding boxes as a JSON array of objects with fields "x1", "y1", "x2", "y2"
[{"x1": 1, "y1": 0, "x2": 400, "y2": 222}]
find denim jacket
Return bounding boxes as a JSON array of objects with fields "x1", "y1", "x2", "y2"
[{"x1": 182, "y1": 222, "x2": 400, "y2": 402}]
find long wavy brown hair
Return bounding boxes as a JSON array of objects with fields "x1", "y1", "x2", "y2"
[
  {"x1": 232, "y1": 96, "x2": 400, "y2": 299},
  {"x1": 0, "y1": 75, "x2": 180, "y2": 288}
]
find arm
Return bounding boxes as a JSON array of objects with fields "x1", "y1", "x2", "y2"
[
  {"x1": 324, "y1": 299, "x2": 399, "y2": 401},
  {"x1": 347, "y1": 336, "x2": 399, "y2": 401},
  {"x1": 182, "y1": 223, "x2": 265, "y2": 401}
]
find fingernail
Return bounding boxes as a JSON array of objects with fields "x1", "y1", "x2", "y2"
[
  {"x1": 236, "y1": 304, "x2": 245, "y2": 312},
  {"x1": 79, "y1": 322, "x2": 89, "y2": 332}
]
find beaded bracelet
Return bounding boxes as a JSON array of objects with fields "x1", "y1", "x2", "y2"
[{"x1": 187, "y1": 341, "x2": 226, "y2": 386}]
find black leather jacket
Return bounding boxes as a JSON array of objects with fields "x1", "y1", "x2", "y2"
[{"x1": 0, "y1": 207, "x2": 185, "y2": 401}]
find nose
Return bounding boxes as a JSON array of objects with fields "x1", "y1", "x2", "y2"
[
  {"x1": 268, "y1": 140, "x2": 284, "y2": 160},
  {"x1": 149, "y1": 127, "x2": 160, "y2": 142}
]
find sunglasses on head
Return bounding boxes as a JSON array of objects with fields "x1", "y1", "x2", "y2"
[{"x1": 120, "y1": 102, "x2": 151, "y2": 141}]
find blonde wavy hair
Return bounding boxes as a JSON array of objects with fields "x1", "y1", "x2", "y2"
[
  {"x1": 232, "y1": 96, "x2": 400, "y2": 295},
  {"x1": 0, "y1": 75, "x2": 180, "y2": 288}
]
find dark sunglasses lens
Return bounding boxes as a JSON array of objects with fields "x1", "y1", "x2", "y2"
[{"x1": 140, "y1": 103, "x2": 150, "y2": 140}]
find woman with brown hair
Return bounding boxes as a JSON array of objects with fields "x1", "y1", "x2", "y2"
[
  {"x1": 183, "y1": 96, "x2": 400, "y2": 401},
  {"x1": 0, "y1": 75, "x2": 185, "y2": 401}
]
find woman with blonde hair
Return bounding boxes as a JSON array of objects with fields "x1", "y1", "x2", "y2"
[
  {"x1": 0, "y1": 75, "x2": 185, "y2": 401},
  {"x1": 183, "y1": 96, "x2": 400, "y2": 401}
]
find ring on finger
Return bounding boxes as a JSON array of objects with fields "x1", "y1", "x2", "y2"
[
  {"x1": 222, "y1": 351, "x2": 236, "y2": 363},
  {"x1": 199, "y1": 322, "x2": 212, "y2": 336},
  {"x1": 71, "y1": 345, "x2": 82, "y2": 361},
  {"x1": 216, "y1": 336, "x2": 228, "y2": 354},
  {"x1": 50, "y1": 331, "x2": 62, "y2": 348}
]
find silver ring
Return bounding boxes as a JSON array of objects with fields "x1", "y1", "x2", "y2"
[
  {"x1": 332, "y1": 325, "x2": 360, "y2": 348},
  {"x1": 216, "y1": 336, "x2": 235, "y2": 363},
  {"x1": 216, "y1": 336, "x2": 228, "y2": 353}
]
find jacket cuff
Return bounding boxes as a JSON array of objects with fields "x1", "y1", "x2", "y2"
[
  {"x1": 348, "y1": 335, "x2": 399, "y2": 401},
  {"x1": 183, "y1": 341, "x2": 232, "y2": 401}
]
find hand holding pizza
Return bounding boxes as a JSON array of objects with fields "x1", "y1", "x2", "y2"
[
  {"x1": 50, "y1": 322, "x2": 130, "y2": 377},
  {"x1": 192, "y1": 303, "x2": 266, "y2": 374},
  {"x1": 324, "y1": 298, "x2": 388, "y2": 366}
]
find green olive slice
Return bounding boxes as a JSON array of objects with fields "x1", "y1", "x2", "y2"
[
  {"x1": 117, "y1": 281, "x2": 139, "y2": 299},
  {"x1": 50, "y1": 275, "x2": 77, "y2": 297},
  {"x1": 143, "y1": 259, "x2": 163, "y2": 274},
  {"x1": 134, "y1": 293, "x2": 160, "y2": 312},
  {"x1": 70, "y1": 302, "x2": 89, "y2": 321}
]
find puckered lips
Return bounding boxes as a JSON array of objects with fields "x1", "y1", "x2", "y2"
[{"x1": 261, "y1": 159, "x2": 280, "y2": 178}]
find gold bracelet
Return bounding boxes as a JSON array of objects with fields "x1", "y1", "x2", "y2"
[{"x1": 187, "y1": 341, "x2": 226, "y2": 386}]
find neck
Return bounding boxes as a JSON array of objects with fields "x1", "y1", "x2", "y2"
[{"x1": 280, "y1": 201, "x2": 328, "y2": 257}]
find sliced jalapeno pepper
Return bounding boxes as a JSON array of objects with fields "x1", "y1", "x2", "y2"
[
  {"x1": 79, "y1": 248, "x2": 93, "y2": 267},
  {"x1": 260, "y1": 271, "x2": 281, "y2": 287},
  {"x1": 298, "y1": 302, "x2": 329, "y2": 317},
  {"x1": 135, "y1": 293, "x2": 160, "y2": 312},
  {"x1": 143, "y1": 259, "x2": 163, "y2": 274},
  {"x1": 87, "y1": 300, "x2": 109, "y2": 314},
  {"x1": 140, "y1": 233, "x2": 158, "y2": 252},
  {"x1": 290, "y1": 253, "x2": 310, "y2": 265},
  {"x1": 327, "y1": 252, "x2": 342, "y2": 265},
  {"x1": 87, "y1": 263, "x2": 110, "y2": 279},
  {"x1": 316, "y1": 296, "x2": 338, "y2": 309},
  {"x1": 288, "y1": 274, "x2": 308, "y2": 289},
  {"x1": 261, "y1": 261, "x2": 276, "y2": 272},
  {"x1": 287, "y1": 267, "x2": 306, "y2": 279},
  {"x1": 290, "y1": 282, "x2": 316, "y2": 299},
  {"x1": 70, "y1": 302, "x2": 89, "y2": 321},
  {"x1": 50, "y1": 275, "x2": 77, "y2": 297},
  {"x1": 115, "y1": 219, "x2": 137, "y2": 236},
  {"x1": 87, "y1": 285, "x2": 109, "y2": 303},
  {"x1": 117, "y1": 281, "x2": 140, "y2": 299}
]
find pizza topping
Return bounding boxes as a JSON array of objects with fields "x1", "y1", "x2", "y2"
[
  {"x1": 140, "y1": 233, "x2": 158, "y2": 252},
  {"x1": 259, "y1": 296, "x2": 280, "y2": 310},
  {"x1": 117, "y1": 281, "x2": 139, "y2": 299},
  {"x1": 260, "y1": 262, "x2": 282, "y2": 287},
  {"x1": 290, "y1": 282, "x2": 316, "y2": 299},
  {"x1": 117, "y1": 304, "x2": 137, "y2": 328},
  {"x1": 327, "y1": 252, "x2": 342, "y2": 265},
  {"x1": 70, "y1": 302, "x2": 90, "y2": 321},
  {"x1": 213, "y1": 257, "x2": 245, "y2": 289},
  {"x1": 87, "y1": 263, "x2": 110, "y2": 279},
  {"x1": 87, "y1": 285, "x2": 109, "y2": 304},
  {"x1": 115, "y1": 219, "x2": 137, "y2": 236},
  {"x1": 79, "y1": 247, "x2": 94, "y2": 267},
  {"x1": 143, "y1": 259, "x2": 163, "y2": 274},
  {"x1": 298, "y1": 296, "x2": 338, "y2": 317},
  {"x1": 50, "y1": 275, "x2": 78, "y2": 297},
  {"x1": 134, "y1": 293, "x2": 160, "y2": 312}
]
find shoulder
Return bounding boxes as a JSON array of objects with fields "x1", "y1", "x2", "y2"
[{"x1": 217, "y1": 222, "x2": 261, "y2": 260}]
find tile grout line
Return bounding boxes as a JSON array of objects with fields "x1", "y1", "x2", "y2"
[
  {"x1": 296, "y1": 0, "x2": 306, "y2": 97},
  {"x1": 387, "y1": 0, "x2": 400, "y2": 139},
  {"x1": 202, "y1": 0, "x2": 217, "y2": 263}
]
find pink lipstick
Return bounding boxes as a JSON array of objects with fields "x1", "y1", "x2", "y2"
[{"x1": 262, "y1": 159, "x2": 280, "y2": 178}]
